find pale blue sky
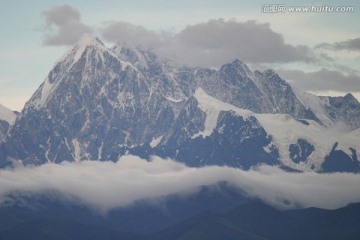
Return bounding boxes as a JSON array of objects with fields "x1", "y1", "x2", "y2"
[{"x1": 1, "y1": 0, "x2": 359, "y2": 110}]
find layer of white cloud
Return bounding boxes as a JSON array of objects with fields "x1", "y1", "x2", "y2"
[{"x1": 1, "y1": 155, "x2": 360, "y2": 213}]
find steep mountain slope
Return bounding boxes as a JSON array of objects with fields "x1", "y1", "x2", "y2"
[
  {"x1": 146, "y1": 88, "x2": 280, "y2": 169},
  {"x1": 0, "y1": 34, "x2": 359, "y2": 172},
  {"x1": 322, "y1": 94, "x2": 360, "y2": 130},
  {"x1": 165, "y1": 89, "x2": 359, "y2": 171},
  {"x1": 0, "y1": 104, "x2": 16, "y2": 142},
  {"x1": 195, "y1": 60, "x2": 319, "y2": 121},
  {"x1": 0, "y1": 35, "x2": 278, "y2": 168},
  {"x1": 299, "y1": 91, "x2": 360, "y2": 130},
  {"x1": 2, "y1": 35, "x2": 195, "y2": 165}
]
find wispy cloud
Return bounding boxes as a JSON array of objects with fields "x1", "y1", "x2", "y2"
[
  {"x1": 1, "y1": 155, "x2": 359, "y2": 213},
  {"x1": 278, "y1": 68, "x2": 360, "y2": 93},
  {"x1": 317, "y1": 38, "x2": 360, "y2": 51}
]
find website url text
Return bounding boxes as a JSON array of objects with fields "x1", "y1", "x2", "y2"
[{"x1": 261, "y1": 4, "x2": 354, "y2": 13}]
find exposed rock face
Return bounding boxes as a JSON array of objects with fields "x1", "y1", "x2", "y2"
[{"x1": 1, "y1": 35, "x2": 359, "y2": 172}]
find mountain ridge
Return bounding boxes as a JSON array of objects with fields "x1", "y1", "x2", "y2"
[{"x1": 1, "y1": 35, "x2": 359, "y2": 172}]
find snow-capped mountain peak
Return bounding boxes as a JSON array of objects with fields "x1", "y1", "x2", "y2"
[
  {"x1": 77, "y1": 33, "x2": 104, "y2": 47},
  {"x1": 1, "y1": 35, "x2": 359, "y2": 172},
  {"x1": 24, "y1": 34, "x2": 127, "y2": 110},
  {"x1": 54, "y1": 33, "x2": 120, "y2": 70},
  {"x1": 71, "y1": 34, "x2": 110, "y2": 63},
  {"x1": 70, "y1": 33, "x2": 119, "y2": 65}
]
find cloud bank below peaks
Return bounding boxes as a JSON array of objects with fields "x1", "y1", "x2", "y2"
[{"x1": 1, "y1": 155, "x2": 360, "y2": 212}]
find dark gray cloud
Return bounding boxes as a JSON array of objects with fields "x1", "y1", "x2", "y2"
[
  {"x1": 173, "y1": 19, "x2": 312, "y2": 65},
  {"x1": 278, "y1": 68, "x2": 360, "y2": 92},
  {"x1": 1, "y1": 155, "x2": 360, "y2": 213},
  {"x1": 317, "y1": 38, "x2": 360, "y2": 51},
  {"x1": 41, "y1": 4, "x2": 92, "y2": 46},
  {"x1": 100, "y1": 19, "x2": 313, "y2": 67},
  {"x1": 100, "y1": 21, "x2": 167, "y2": 49}
]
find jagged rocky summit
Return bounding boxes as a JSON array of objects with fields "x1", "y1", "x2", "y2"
[{"x1": 1, "y1": 34, "x2": 359, "y2": 172}]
